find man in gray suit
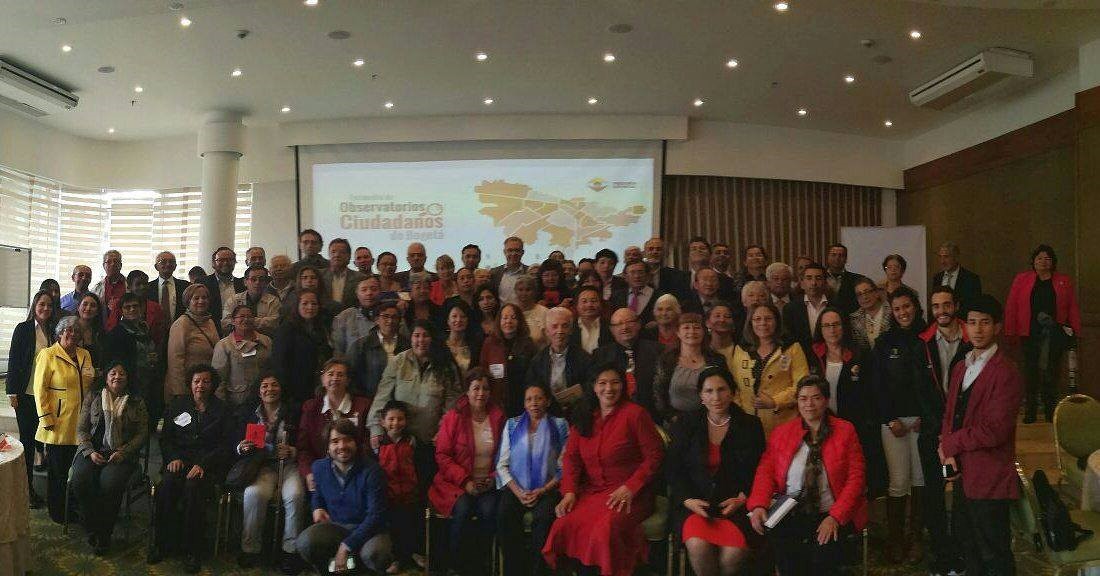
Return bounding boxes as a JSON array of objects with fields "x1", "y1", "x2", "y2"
[
  {"x1": 322, "y1": 238, "x2": 365, "y2": 311},
  {"x1": 490, "y1": 236, "x2": 528, "y2": 305}
]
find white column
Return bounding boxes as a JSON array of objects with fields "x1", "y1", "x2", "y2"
[{"x1": 197, "y1": 111, "x2": 245, "y2": 264}]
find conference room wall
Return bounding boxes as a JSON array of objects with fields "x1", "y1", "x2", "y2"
[{"x1": 897, "y1": 146, "x2": 1076, "y2": 305}]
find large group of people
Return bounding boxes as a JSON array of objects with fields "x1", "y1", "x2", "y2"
[{"x1": 4, "y1": 229, "x2": 1071, "y2": 576}]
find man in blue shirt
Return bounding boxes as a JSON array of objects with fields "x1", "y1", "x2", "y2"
[
  {"x1": 59, "y1": 264, "x2": 92, "y2": 312},
  {"x1": 296, "y1": 419, "x2": 392, "y2": 574}
]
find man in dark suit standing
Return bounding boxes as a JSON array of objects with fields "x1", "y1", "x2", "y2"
[
  {"x1": 200, "y1": 246, "x2": 245, "y2": 333},
  {"x1": 825, "y1": 243, "x2": 866, "y2": 315},
  {"x1": 322, "y1": 238, "x2": 366, "y2": 311},
  {"x1": 939, "y1": 294, "x2": 1023, "y2": 576},
  {"x1": 393, "y1": 242, "x2": 436, "y2": 289},
  {"x1": 686, "y1": 236, "x2": 738, "y2": 304},
  {"x1": 292, "y1": 229, "x2": 329, "y2": 276},
  {"x1": 571, "y1": 286, "x2": 614, "y2": 354},
  {"x1": 932, "y1": 242, "x2": 983, "y2": 314},
  {"x1": 643, "y1": 236, "x2": 690, "y2": 301},
  {"x1": 148, "y1": 251, "x2": 190, "y2": 324},
  {"x1": 782, "y1": 262, "x2": 829, "y2": 350},
  {"x1": 610, "y1": 261, "x2": 657, "y2": 325},
  {"x1": 491, "y1": 236, "x2": 528, "y2": 305},
  {"x1": 525, "y1": 307, "x2": 590, "y2": 411},
  {"x1": 591, "y1": 308, "x2": 661, "y2": 419}
]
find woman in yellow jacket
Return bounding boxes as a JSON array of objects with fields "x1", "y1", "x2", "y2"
[
  {"x1": 34, "y1": 316, "x2": 95, "y2": 523},
  {"x1": 729, "y1": 302, "x2": 809, "y2": 435}
]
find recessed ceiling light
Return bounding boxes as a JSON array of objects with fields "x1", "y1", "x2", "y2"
[
  {"x1": 774, "y1": 2, "x2": 789, "y2": 12},
  {"x1": 844, "y1": 75, "x2": 855, "y2": 84},
  {"x1": 353, "y1": 58, "x2": 365, "y2": 67},
  {"x1": 179, "y1": 16, "x2": 192, "y2": 27},
  {"x1": 884, "y1": 120, "x2": 893, "y2": 127},
  {"x1": 230, "y1": 68, "x2": 242, "y2": 77},
  {"x1": 280, "y1": 106, "x2": 291, "y2": 113},
  {"x1": 61, "y1": 44, "x2": 72, "y2": 53},
  {"x1": 134, "y1": 85, "x2": 144, "y2": 93},
  {"x1": 384, "y1": 101, "x2": 394, "y2": 109},
  {"x1": 603, "y1": 53, "x2": 616, "y2": 63},
  {"x1": 107, "y1": 127, "x2": 115, "y2": 134},
  {"x1": 587, "y1": 97, "x2": 598, "y2": 105},
  {"x1": 910, "y1": 30, "x2": 922, "y2": 39},
  {"x1": 475, "y1": 52, "x2": 488, "y2": 62},
  {"x1": 726, "y1": 59, "x2": 739, "y2": 69},
  {"x1": 693, "y1": 98, "x2": 705, "y2": 107},
  {"x1": 304, "y1": 0, "x2": 318, "y2": 5},
  {"x1": 483, "y1": 98, "x2": 494, "y2": 105},
  {"x1": 797, "y1": 108, "x2": 808, "y2": 116}
]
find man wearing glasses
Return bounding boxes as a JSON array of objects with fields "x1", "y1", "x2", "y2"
[
  {"x1": 221, "y1": 265, "x2": 281, "y2": 337},
  {"x1": 93, "y1": 250, "x2": 127, "y2": 321},
  {"x1": 592, "y1": 307, "x2": 661, "y2": 420}
]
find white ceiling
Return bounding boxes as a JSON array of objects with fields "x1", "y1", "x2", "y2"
[{"x1": 1, "y1": 0, "x2": 1099, "y2": 141}]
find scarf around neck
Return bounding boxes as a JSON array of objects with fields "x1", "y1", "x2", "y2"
[
  {"x1": 506, "y1": 413, "x2": 562, "y2": 491},
  {"x1": 101, "y1": 387, "x2": 129, "y2": 452}
]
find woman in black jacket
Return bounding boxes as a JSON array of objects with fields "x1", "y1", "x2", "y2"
[
  {"x1": 870, "y1": 286, "x2": 930, "y2": 564},
  {"x1": 808, "y1": 307, "x2": 884, "y2": 497},
  {"x1": 271, "y1": 288, "x2": 333, "y2": 406},
  {"x1": 148, "y1": 363, "x2": 233, "y2": 573},
  {"x1": 666, "y1": 366, "x2": 765, "y2": 576},
  {"x1": 5, "y1": 289, "x2": 55, "y2": 507}
]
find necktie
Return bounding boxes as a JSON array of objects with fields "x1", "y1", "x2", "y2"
[
  {"x1": 160, "y1": 280, "x2": 170, "y2": 321},
  {"x1": 629, "y1": 289, "x2": 640, "y2": 312}
]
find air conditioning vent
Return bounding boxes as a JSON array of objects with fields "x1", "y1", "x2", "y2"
[{"x1": 909, "y1": 48, "x2": 1033, "y2": 110}]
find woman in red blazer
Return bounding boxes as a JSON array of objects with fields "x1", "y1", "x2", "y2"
[
  {"x1": 428, "y1": 368, "x2": 506, "y2": 576},
  {"x1": 748, "y1": 375, "x2": 866, "y2": 576},
  {"x1": 1003, "y1": 244, "x2": 1080, "y2": 423}
]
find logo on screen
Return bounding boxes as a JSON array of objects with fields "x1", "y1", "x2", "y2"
[{"x1": 587, "y1": 178, "x2": 607, "y2": 192}]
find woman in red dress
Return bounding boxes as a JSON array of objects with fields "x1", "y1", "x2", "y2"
[
  {"x1": 542, "y1": 364, "x2": 665, "y2": 576},
  {"x1": 666, "y1": 366, "x2": 765, "y2": 576}
]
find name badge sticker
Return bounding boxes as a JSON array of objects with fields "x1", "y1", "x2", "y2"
[
  {"x1": 241, "y1": 348, "x2": 258, "y2": 358},
  {"x1": 174, "y1": 412, "x2": 192, "y2": 427}
]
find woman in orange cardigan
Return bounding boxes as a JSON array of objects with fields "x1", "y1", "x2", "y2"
[
  {"x1": 429, "y1": 368, "x2": 505, "y2": 576},
  {"x1": 748, "y1": 375, "x2": 866, "y2": 576},
  {"x1": 1003, "y1": 244, "x2": 1081, "y2": 423}
]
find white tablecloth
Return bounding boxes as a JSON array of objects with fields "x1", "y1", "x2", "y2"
[
  {"x1": 0, "y1": 437, "x2": 30, "y2": 575},
  {"x1": 1081, "y1": 450, "x2": 1100, "y2": 512}
]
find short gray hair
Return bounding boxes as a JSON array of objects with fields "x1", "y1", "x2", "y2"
[
  {"x1": 938, "y1": 241, "x2": 960, "y2": 256},
  {"x1": 55, "y1": 315, "x2": 81, "y2": 338},
  {"x1": 765, "y1": 262, "x2": 792, "y2": 279}
]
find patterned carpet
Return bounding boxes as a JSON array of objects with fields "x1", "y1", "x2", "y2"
[{"x1": 25, "y1": 501, "x2": 1056, "y2": 576}]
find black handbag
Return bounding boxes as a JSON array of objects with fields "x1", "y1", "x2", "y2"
[{"x1": 225, "y1": 452, "x2": 266, "y2": 489}]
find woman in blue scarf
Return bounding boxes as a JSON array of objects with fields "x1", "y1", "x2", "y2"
[{"x1": 496, "y1": 382, "x2": 569, "y2": 576}]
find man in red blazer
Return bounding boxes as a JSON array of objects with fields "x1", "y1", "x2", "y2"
[{"x1": 938, "y1": 294, "x2": 1023, "y2": 576}]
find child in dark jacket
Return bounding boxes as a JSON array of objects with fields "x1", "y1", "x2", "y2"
[{"x1": 376, "y1": 401, "x2": 422, "y2": 573}]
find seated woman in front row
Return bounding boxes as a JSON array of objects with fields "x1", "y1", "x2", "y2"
[
  {"x1": 748, "y1": 375, "x2": 866, "y2": 576},
  {"x1": 666, "y1": 366, "x2": 765, "y2": 576},
  {"x1": 542, "y1": 364, "x2": 665, "y2": 576},
  {"x1": 233, "y1": 372, "x2": 305, "y2": 573},
  {"x1": 429, "y1": 368, "x2": 506, "y2": 576},
  {"x1": 497, "y1": 382, "x2": 569, "y2": 576},
  {"x1": 72, "y1": 361, "x2": 149, "y2": 556},
  {"x1": 149, "y1": 363, "x2": 234, "y2": 574}
]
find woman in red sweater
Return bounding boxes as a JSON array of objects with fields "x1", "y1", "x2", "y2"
[
  {"x1": 542, "y1": 364, "x2": 665, "y2": 576},
  {"x1": 1003, "y1": 244, "x2": 1081, "y2": 423},
  {"x1": 748, "y1": 375, "x2": 866, "y2": 576},
  {"x1": 428, "y1": 368, "x2": 506, "y2": 576}
]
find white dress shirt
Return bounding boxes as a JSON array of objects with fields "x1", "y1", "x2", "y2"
[{"x1": 962, "y1": 344, "x2": 998, "y2": 392}]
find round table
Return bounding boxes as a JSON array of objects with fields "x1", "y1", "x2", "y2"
[{"x1": 0, "y1": 436, "x2": 31, "y2": 575}]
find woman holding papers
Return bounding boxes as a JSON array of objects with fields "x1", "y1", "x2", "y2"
[
  {"x1": 748, "y1": 375, "x2": 866, "y2": 575},
  {"x1": 666, "y1": 366, "x2": 765, "y2": 576}
]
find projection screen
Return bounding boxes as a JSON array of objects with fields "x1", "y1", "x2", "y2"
[{"x1": 297, "y1": 140, "x2": 663, "y2": 267}]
